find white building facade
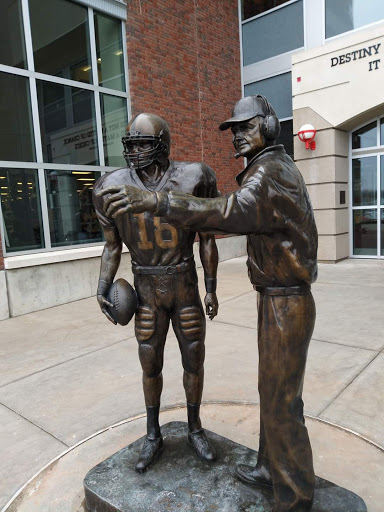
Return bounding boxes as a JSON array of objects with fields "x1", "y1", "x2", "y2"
[{"x1": 240, "y1": 0, "x2": 384, "y2": 261}]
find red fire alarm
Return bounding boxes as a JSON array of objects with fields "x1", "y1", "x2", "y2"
[{"x1": 298, "y1": 124, "x2": 316, "y2": 150}]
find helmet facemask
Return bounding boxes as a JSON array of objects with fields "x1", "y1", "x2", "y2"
[{"x1": 122, "y1": 130, "x2": 167, "y2": 171}]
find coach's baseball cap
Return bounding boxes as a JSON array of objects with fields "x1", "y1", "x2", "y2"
[{"x1": 219, "y1": 95, "x2": 270, "y2": 131}]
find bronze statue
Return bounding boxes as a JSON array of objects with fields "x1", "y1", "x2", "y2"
[
  {"x1": 93, "y1": 113, "x2": 219, "y2": 473},
  {"x1": 96, "y1": 96, "x2": 318, "y2": 512}
]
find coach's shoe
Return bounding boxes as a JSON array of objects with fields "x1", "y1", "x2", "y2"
[
  {"x1": 188, "y1": 429, "x2": 216, "y2": 462},
  {"x1": 235, "y1": 463, "x2": 273, "y2": 487},
  {"x1": 135, "y1": 435, "x2": 163, "y2": 473}
]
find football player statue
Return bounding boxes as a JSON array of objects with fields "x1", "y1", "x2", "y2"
[
  {"x1": 96, "y1": 96, "x2": 318, "y2": 512},
  {"x1": 93, "y1": 113, "x2": 219, "y2": 473}
]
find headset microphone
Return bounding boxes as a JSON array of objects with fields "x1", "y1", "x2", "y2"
[{"x1": 234, "y1": 153, "x2": 240, "y2": 159}]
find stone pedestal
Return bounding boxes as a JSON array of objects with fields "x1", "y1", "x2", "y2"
[{"x1": 84, "y1": 421, "x2": 367, "y2": 512}]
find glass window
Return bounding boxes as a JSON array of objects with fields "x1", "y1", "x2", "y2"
[
  {"x1": 381, "y1": 155, "x2": 384, "y2": 205},
  {"x1": 242, "y1": 0, "x2": 291, "y2": 21},
  {"x1": 244, "y1": 73, "x2": 292, "y2": 119},
  {"x1": 381, "y1": 210, "x2": 384, "y2": 256},
  {"x1": 95, "y1": 12, "x2": 125, "y2": 91},
  {"x1": 45, "y1": 170, "x2": 103, "y2": 247},
  {"x1": 352, "y1": 157, "x2": 377, "y2": 207},
  {"x1": 29, "y1": 0, "x2": 92, "y2": 83},
  {"x1": 380, "y1": 118, "x2": 384, "y2": 145},
  {"x1": 0, "y1": 0, "x2": 26, "y2": 68},
  {"x1": 352, "y1": 121, "x2": 377, "y2": 149},
  {"x1": 0, "y1": 168, "x2": 44, "y2": 252},
  {"x1": 242, "y1": 1, "x2": 303, "y2": 66},
  {"x1": 37, "y1": 80, "x2": 99, "y2": 165},
  {"x1": 278, "y1": 120, "x2": 293, "y2": 158},
  {"x1": 353, "y1": 209, "x2": 377, "y2": 256},
  {"x1": 0, "y1": 72, "x2": 36, "y2": 162},
  {"x1": 101, "y1": 94, "x2": 128, "y2": 167},
  {"x1": 326, "y1": 0, "x2": 384, "y2": 38}
]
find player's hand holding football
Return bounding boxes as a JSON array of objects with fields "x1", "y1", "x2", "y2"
[
  {"x1": 97, "y1": 279, "x2": 117, "y2": 325},
  {"x1": 204, "y1": 292, "x2": 218, "y2": 320},
  {"x1": 96, "y1": 185, "x2": 157, "y2": 218},
  {"x1": 97, "y1": 292, "x2": 117, "y2": 325}
]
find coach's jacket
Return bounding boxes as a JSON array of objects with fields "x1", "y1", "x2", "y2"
[{"x1": 156, "y1": 145, "x2": 318, "y2": 289}]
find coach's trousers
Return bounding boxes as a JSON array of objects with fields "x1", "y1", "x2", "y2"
[{"x1": 257, "y1": 289, "x2": 316, "y2": 512}]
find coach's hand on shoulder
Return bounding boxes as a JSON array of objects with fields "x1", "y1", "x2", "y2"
[
  {"x1": 204, "y1": 292, "x2": 218, "y2": 321},
  {"x1": 96, "y1": 185, "x2": 157, "y2": 218}
]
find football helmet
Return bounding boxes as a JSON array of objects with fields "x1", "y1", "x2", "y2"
[{"x1": 122, "y1": 113, "x2": 171, "y2": 170}]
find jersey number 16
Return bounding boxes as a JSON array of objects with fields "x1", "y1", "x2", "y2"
[{"x1": 134, "y1": 213, "x2": 179, "y2": 250}]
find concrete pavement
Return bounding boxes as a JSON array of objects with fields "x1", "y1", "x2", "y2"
[{"x1": 0, "y1": 256, "x2": 383, "y2": 511}]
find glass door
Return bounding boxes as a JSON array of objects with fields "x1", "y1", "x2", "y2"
[{"x1": 351, "y1": 118, "x2": 384, "y2": 258}]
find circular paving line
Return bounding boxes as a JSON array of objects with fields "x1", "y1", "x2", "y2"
[{"x1": 2, "y1": 401, "x2": 383, "y2": 512}]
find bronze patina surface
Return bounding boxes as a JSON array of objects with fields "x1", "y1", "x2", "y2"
[
  {"x1": 93, "y1": 113, "x2": 219, "y2": 472},
  {"x1": 84, "y1": 422, "x2": 367, "y2": 512},
  {"x1": 96, "y1": 96, "x2": 319, "y2": 512}
]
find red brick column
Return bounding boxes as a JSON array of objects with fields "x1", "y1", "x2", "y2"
[{"x1": 126, "y1": 0, "x2": 243, "y2": 194}]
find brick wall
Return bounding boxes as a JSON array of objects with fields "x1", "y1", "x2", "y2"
[{"x1": 126, "y1": 0, "x2": 243, "y2": 194}]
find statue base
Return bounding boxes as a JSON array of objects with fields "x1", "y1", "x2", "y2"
[{"x1": 84, "y1": 421, "x2": 367, "y2": 512}]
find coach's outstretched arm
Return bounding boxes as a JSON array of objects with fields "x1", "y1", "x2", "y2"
[{"x1": 97, "y1": 181, "x2": 266, "y2": 236}]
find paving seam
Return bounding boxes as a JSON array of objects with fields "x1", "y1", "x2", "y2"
[
  {"x1": 217, "y1": 290, "x2": 254, "y2": 306},
  {"x1": 317, "y1": 350, "x2": 382, "y2": 416},
  {"x1": 310, "y1": 337, "x2": 379, "y2": 352},
  {"x1": 313, "y1": 280, "x2": 384, "y2": 288},
  {"x1": 213, "y1": 320, "x2": 257, "y2": 330},
  {"x1": 0, "y1": 401, "x2": 68, "y2": 447},
  {"x1": 0, "y1": 336, "x2": 136, "y2": 389},
  {"x1": 2, "y1": 400, "x2": 383, "y2": 512}
]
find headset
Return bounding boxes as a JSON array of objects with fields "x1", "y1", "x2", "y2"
[{"x1": 257, "y1": 94, "x2": 281, "y2": 142}]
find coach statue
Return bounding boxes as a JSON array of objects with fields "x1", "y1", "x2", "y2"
[
  {"x1": 93, "y1": 113, "x2": 219, "y2": 473},
  {"x1": 96, "y1": 95, "x2": 318, "y2": 512}
]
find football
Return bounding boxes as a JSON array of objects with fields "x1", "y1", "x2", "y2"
[{"x1": 107, "y1": 278, "x2": 138, "y2": 326}]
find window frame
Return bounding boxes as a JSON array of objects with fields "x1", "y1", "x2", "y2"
[
  {"x1": 349, "y1": 117, "x2": 384, "y2": 259},
  {"x1": 0, "y1": 0, "x2": 130, "y2": 257},
  {"x1": 241, "y1": 0, "x2": 305, "y2": 68},
  {"x1": 241, "y1": 0, "x2": 301, "y2": 24},
  {"x1": 239, "y1": 0, "x2": 305, "y2": 151},
  {"x1": 324, "y1": 0, "x2": 384, "y2": 42}
]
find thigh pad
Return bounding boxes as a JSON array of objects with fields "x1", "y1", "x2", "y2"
[
  {"x1": 135, "y1": 306, "x2": 155, "y2": 342},
  {"x1": 179, "y1": 306, "x2": 204, "y2": 341}
]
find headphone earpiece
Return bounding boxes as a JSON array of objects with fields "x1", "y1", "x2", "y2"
[
  {"x1": 257, "y1": 94, "x2": 281, "y2": 141},
  {"x1": 262, "y1": 115, "x2": 280, "y2": 141}
]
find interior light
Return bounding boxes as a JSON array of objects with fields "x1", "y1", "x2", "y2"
[
  {"x1": 27, "y1": 182, "x2": 33, "y2": 185},
  {"x1": 83, "y1": 65, "x2": 92, "y2": 72},
  {"x1": 77, "y1": 178, "x2": 95, "y2": 181},
  {"x1": 114, "y1": 50, "x2": 123, "y2": 56},
  {"x1": 1, "y1": 186, "x2": 7, "y2": 189},
  {"x1": 72, "y1": 171, "x2": 93, "y2": 175},
  {"x1": 17, "y1": 190, "x2": 22, "y2": 193},
  {"x1": 17, "y1": 182, "x2": 22, "y2": 185},
  {"x1": 0, "y1": 193, "x2": 7, "y2": 196},
  {"x1": 0, "y1": 176, "x2": 5, "y2": 179},
  {"x1": 97, "y1": 58, "x2": 102, "y2": 62}
]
